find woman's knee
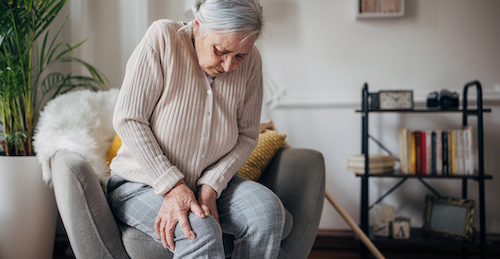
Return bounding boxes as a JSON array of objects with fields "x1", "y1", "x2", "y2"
[
  {"x1": 236, "y1": 184, "x2": 286, "y2": 233},
  {"x1": 182, "y1": 213, "x2": 222, "y2": 239},
  {"x1": 172, "y1": 213, "x2": 225, "y2": 257},
  {"x1": 251, "y1": 190, "x2": 286, "y2": 228},
  {"x1": 220, "y1": 177, "x2": 286, "y2": 237}
]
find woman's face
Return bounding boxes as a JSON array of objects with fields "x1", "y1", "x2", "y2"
[{"x1": 193, "y1": 20, "x2": 257, "y2": 77}]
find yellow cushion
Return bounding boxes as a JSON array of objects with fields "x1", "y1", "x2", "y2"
[
  {"x1": 106, "y1": 134, "x2": 122, "y2": 165},
  {"x1": 237, "y1": 130, "x2": 287, "y2": 181},
  {"x1": 105, "y1": 130, "x2": 287, "y2": 181}
]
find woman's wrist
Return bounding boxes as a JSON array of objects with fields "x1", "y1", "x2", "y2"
[
  {"x1": 165, "y1": 179, "x2": 186, "y2": 196},
  {"x1": 199, "y1": 184, "x2": 217, "y2": 198}
]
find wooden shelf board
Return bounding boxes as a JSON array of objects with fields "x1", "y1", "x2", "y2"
[
  {"x1": 357, "y1": 12, "x2": 404, "y2": 19},
  {"x1": 355, "y1": 171, "x2": 493, "y2": 179},
  {"x1": 355, "y1": 108, "x2": 492, "y2": 113},
  {"x1": 368, "y1": 228, "x2": 492, "y2": 247}
]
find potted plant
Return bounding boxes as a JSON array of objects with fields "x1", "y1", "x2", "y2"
[{"x1": 0, "y1": 0, "x2": 106, "y2": 258}]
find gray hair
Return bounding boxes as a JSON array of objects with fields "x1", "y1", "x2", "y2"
[{"x1": 192, "y1": 0, "x2": 264, "y2": 39}]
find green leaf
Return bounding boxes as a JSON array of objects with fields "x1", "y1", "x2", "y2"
[
  {"x1": 5, "y1": 130, "x2": 27, "y2": 150},
  {"x1": 55, "y1": 38, "x2": 87, "y2": 61},
  {"x1": 60, "y1": 57, "x2": 108, "y2": 85},
  {"x1": 45, "y1": 41, "x2": 62, "y2": 64},
  {"x1": 40, "y1": 72, "x2": 64, "y2": 94},
  {"x1": 44, "y1": 14, "x2": 67, "y2": 59},
  {"x1": 39, "y1": 27, "x2": 49, "y2": 71},
  {"x1": 34, "y1": 0, "x2": 66, "y2": 40}
]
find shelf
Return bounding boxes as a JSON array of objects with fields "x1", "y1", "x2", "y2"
[
  {"x1": 356, "y1": 108, "x2": 492, "y2": 113},
  {"x1": 358, "y1": 81, "x2": 490, "y2": 259},
  {"x1": 355, "y1": 171, "x2": 493, "y2": 180},
  {"x1": 357, "y1": 12, "x2": 404, "y2": 19},
  {"x1": 356, "y1": 0, "x2": 405, "y2": 19}
]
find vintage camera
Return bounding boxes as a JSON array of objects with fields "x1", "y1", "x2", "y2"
[
  {"x1": 426, "y1": 91, "x2": 439, "y2": 107},
  {"x1": 426, "y1": 89, "x2": 459, "y2": 109}
]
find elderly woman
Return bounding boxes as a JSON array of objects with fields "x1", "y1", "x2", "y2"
[{"x1": 107, "y1": 0, "x2": 286, "y2": 258}]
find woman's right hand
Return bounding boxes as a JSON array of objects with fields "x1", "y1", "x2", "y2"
[{"x1": 154, "y1": 179, "x2": 205, "y2": 250}]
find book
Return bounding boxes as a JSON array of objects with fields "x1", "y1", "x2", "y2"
[
  {"x1": 414, "y1": 131, "x2": 422, "y2": 174},
  {"x1": 406, "y1": 129, "x2": 412, "y2": 174},
  {"x1": 367, "y1": 0, "x2": 373, "y2": 13},
  {"x1": 448, "y1": 130, "x2": 453, "y2": 175},
  {"x1": 411, "y1": 131, "x2": 416, "y2": 174},
  {"x1": 435, "y1": 130, "x2": 442, "y2": 175},
  {"x1": 450, "y1": 130, "x2": 456, "y2": 175},
  {"x1": 399, "y1": 129, "x2": 407, "y2": 174},
  {"x1": 421, "y1": 131, "x2": 427, "y2": 175},
  {"x1": 463, "y1": 126, "x2": 474, "y2": 175},
  {"x1": 399, "y1": 129, "x2": 412, "y2": 174},
  {"x1": 431, "y1": 131, "x2": 437, "y2": 175},
  {"x1": 453, "y1": 130, "x2": 459, "y2": 174},
  {"x1": 348, "y1": 154, "x2": 397, "y2": 163},
  {"x1": 461, "y1": 129, "x2": 468, "y2": 174},
  {"x1": 456, "y1": 129, "x2": 465, "y2": 175},
  {"x1": 442, "y1": 131, "x2": 449, "y2": 175},
  {"x1": 348, "y1": 160, "x2": 396, "y2": 168},
  {"x1": 426, "y1": 130, "x2": 432, "y2": 175},
  {"x1": 348, "y1": 166, "x2": 394, "y2": 175},
  {"x1": 362, "y1": 0, "x2": 368, "y2": 13}
]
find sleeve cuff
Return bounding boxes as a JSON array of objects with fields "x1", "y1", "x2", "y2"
[
  {"x1": 152, "y1": 166, "x2": 185, "y2": 196},
  {"x1": 197, "y1": 173, "x2": 228, "y2": 199}
]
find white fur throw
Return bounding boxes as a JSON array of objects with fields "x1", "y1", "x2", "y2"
[{"x1": 34, "y1": 89, "x2": 119, "y2": 187}]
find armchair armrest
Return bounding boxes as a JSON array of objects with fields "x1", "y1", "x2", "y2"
[
  {"x1": 51, "y1": 150, "x2": 130, "y2": 259},
  {"x1": 259, "y1": 147, "x2": 325, "y2": 259}
]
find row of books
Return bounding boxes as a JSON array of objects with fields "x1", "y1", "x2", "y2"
[
  {"x1": 360, "y1": 0, "x2": 401, "y2": 13},
  {"x1": 399, "y1": 127, "x2": 474, "y2": 175}
]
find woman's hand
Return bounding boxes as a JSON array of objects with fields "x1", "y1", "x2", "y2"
[
  {"x1": 197, "y1": 184, "x2": 219, "y2": 226},
  {"x1": 155, "y1": 180, "x2": 205, "y2": 250}
]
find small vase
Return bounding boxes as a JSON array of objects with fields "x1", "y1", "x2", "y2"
[{"x1": 0, "y1": 156, "x2": 57, "y2": 259}]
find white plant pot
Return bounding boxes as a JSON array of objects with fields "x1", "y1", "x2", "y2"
[{"x1": 0, "y1": 156, "x2": 57, "y2": 259}]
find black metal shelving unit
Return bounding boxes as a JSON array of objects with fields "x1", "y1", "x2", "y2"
[{"x1": 357, "y1": 81, "x2": 492, "y2": 259}]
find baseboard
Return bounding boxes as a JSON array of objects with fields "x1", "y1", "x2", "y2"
[
  {"x1": 312, "y1": 229, "x2": 500, "y2": 255},
  {"x1": 312, "y1": 229, "x2": 359, "y2": 250}
]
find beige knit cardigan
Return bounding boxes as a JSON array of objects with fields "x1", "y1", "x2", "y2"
[{"x1": 110, "y1": 20, "x2": 263, "y2": 197}]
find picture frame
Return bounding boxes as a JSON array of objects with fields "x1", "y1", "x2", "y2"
[{"x1": 423, "y1": 195, "x2": 475, "y2": 242}]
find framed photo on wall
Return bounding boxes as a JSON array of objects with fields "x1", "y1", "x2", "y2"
[{"x1": 423, "y1": 195, "x2": 475, "y2": 242}]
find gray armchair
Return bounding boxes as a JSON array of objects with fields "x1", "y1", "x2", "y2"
[{"x1": 51, "y1": 147, "x2": 325, "y2": 259}]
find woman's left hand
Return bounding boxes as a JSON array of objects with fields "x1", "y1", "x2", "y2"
[{"x1": 197, "y1": 184, "x2": 220, "y2": 226}]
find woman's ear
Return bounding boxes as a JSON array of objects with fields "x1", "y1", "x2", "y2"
[{"x1": 193, "y1": 19, "x2": 200, "y2": 36}]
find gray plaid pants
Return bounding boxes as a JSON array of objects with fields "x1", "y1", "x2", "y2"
[{"x1": 107, "y1": 174, "x2": 285, "y2": 259}]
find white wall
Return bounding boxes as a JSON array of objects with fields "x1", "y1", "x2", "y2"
[
  {"x1": 257, "y1": 0, "x2": 500, "y2": 233},
  {"x1": 70, "y1": 0, "x2": 500, "y2": 233}
]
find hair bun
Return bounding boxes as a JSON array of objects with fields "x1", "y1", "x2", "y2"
[{"x1": 192, "y1": 0, "x2": 203, "y2": 14}]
